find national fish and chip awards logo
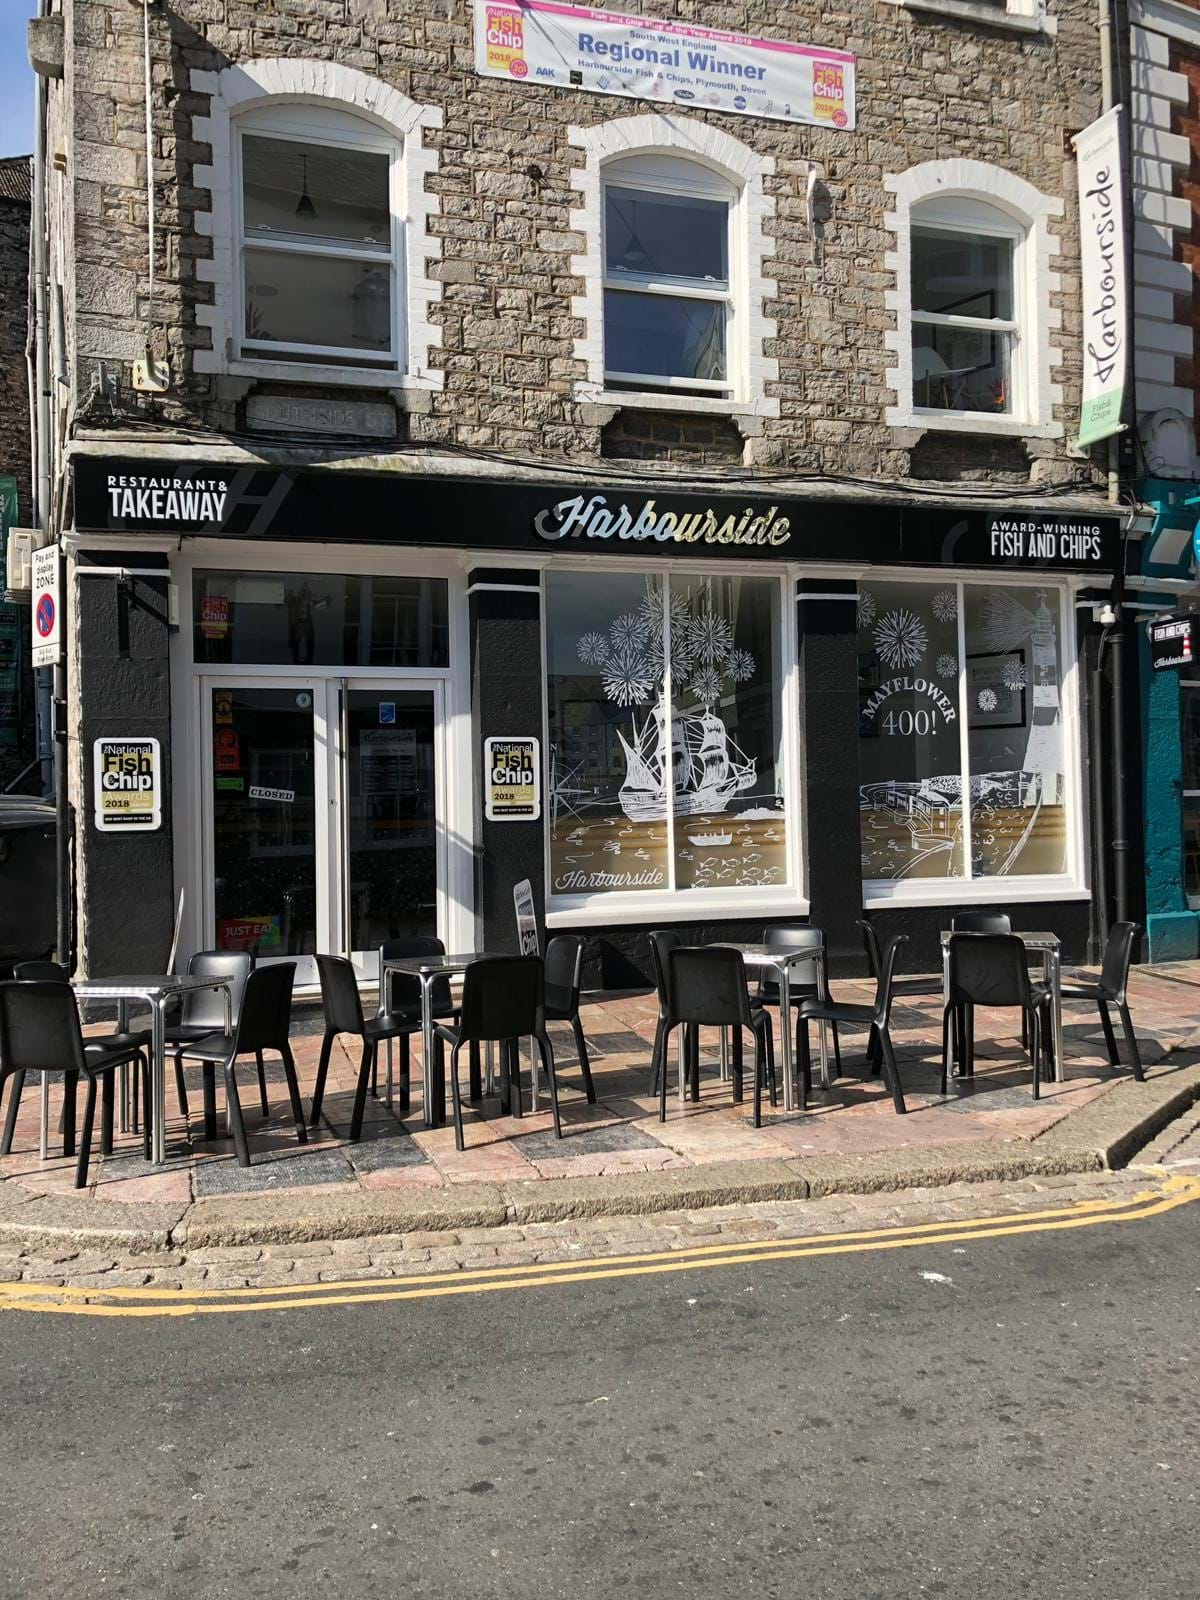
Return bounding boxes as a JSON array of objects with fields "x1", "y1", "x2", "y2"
[
  {"x1": 812, "y1": 62, "x2": 847, "y2": 127},
  {"x1": 484, "y1": 5, "x2": 527, "y2": 76}
]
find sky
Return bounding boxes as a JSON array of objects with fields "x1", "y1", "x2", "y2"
[{"x1": 0, "y1": 3, "x2": 39, "y2": 160}]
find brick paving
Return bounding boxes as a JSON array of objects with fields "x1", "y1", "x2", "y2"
[{"x1": 2, "y1": 960, "x2": 1199, "y2": 1209}]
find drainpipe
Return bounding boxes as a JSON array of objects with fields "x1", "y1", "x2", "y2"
[{"x1": 1098, "y1": 0, "x2": 1132, "y2": 927}]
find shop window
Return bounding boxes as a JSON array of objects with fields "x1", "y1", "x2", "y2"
[
  {"x1": 193, "y1": 571, "x2": 448, "y2": 667},
  {"x1": 237, "y1": 109, "x2": 400, "y2": 367},
  {"x1": 602, "y1": 164, "x2": 734, "y2": 397},
  {"x1": 858, "y1": 580, "x2": 1069, "y2": 883},
  {"x1": 546, "y1": 570, "x2": 790, "y2": 904}
]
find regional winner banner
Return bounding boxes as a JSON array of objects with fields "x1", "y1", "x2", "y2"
[{"x1": 474, "y1": 0, "x2": 855, "y2": 130}]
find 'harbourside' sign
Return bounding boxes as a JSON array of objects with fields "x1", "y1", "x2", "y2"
[
  {"x1": 1074, "y1": 106, "x2": 1128, "y2": 449},
  {"x1": 74, "y1": 459, "x2": 1123, "y2": 574},
  {"x1": 473, "y1": 0, "x2": 855, "y2": 130}
]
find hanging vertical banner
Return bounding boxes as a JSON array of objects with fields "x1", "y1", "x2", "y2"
[
  {"x1": 1075, "y1": 106, "x2": 1128, "y2": 448},
  {"x1": 473, "y1": 0, "x2": 855, "y2": 130},
  {"x1": 0, "y1": 478, "x2": 20, "y2": 750}
]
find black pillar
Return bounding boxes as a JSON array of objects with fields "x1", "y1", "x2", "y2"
[
  {"x1": 796, "y1": 579, "x2": 865, "y2": 975},
  {"x1": 468, "y1": 569, "x2": 544, "y2": 954},
  {"x1": 75, "y1": 554, "x2": 174, "y2": 975}
]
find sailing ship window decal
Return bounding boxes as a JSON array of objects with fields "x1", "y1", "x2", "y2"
[
  {"x1": 858, "y1": 580, "x2": 1068, "y2": 882},
  {"x1": 547, "y1": 571, "x2": 787, "y2": 898}
]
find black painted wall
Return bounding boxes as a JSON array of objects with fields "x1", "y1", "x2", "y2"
[
  {"x1": 74, "y1": 555, "x2": 174, "y2": 975},
  {"x1": 469, "y1": 570, "x2": 545, "y2": 955}
]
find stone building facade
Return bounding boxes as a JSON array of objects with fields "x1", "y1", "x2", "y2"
[
  {"x1": 35, "y1": 0, "x2": 1126, "y2": 991},
  {"x1": 0, "y1": 155, "x2": 33, "y2": 786}
]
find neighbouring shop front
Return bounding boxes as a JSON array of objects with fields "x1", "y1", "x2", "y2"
[{"x1": 66, "y1": 456, "x2": 1121, "y2": 985}]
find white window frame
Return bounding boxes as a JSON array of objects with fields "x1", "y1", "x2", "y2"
[
  {"x1": 601, "y1": 163, "x2": 736, "y2": 398},
  {"x1": 881, "y1": 0, "x2": 1056, "y2": 36},
  {"x1": 885, "y1": 161, "x2": 1064, "y2": 440},
  {"x1": 543, "y1": 559, "x2": 804, "y2": 928},
  {"x1": 569, "y1": 115, "x2": 779, "y2": 421},
  {"x1": 858, "y1": 573, "x2": 1088, "y2": 909},
  {"x1": 909, "y1": 212, "x2": 1022, "y2": 421},
  {"x1": 234, "y1": 105, "x2": 403, "y2": 370},
  {"x1": 190, "y1": 58, "x2": 443, "y2": 394}
]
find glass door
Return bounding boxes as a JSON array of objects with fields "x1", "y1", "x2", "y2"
[
  {"x1": 202, "y1": 679, "x2": 330, "y2": 985},
  {"x1": 334, "y1": 680, "x2": 444, "y2": 982}
]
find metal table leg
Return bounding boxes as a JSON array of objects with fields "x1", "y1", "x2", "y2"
[
  {"x1": 941, "y1": 940, "x2": 954, "y2": 1078},
  {"x1": 780, "y1": 962, "x2": 796, "y2": 1112},
  {"x1": 677, "y1": 1031, "x2": 685, "y2": 1102},
  {"x1": 152, "y1": 996, "x2": 167, "y2": 1165},
  {"x1": 118, "y1": 998, "x2": 130, "y2": 1134},
  {"x1": 420, "y1": 972, "x2": 446, "y2": 1128},
  {"x1": 1047, "y1": 949, "x2": 1064, "y2": 1084},
  {"x1": 719, "y1": 1028, "x2": 728, "y2": 1084},
  {"x1": 39, "y1": 1073, "x2": 49, "y2": 1161}
]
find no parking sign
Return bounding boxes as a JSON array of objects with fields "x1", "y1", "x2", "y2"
[{"x1": 31, "y1": 544, "x2": 61, "y2": 668}]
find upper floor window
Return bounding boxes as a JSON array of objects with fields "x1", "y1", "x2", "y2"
[
  {"x1": 884, "y1": 160, "x2": 1063, "y2": 440},
  {"x1": 602, "y1": 158, "x2": 735, "y2": 398},
  {"x1": 910, "y1": 205, "x2": 1019, "y2": 418},
  {"x1": 236, "y1": 105, "x2": 401, "y2": 370}
]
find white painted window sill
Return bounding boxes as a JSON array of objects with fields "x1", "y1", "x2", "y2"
[
  {"x1": 887, "y1": 406, "x2": 1063, "y2": 440},
  {"x1": 546, "y1": 894, "x2": 810, "y2": 930},
  {"x1": 221, "y1": 356, "x2": 442, "y2": 395},
  {"x1": 863, "y1": 877, "x2": 1090, "y2": 910},
  {"x1": 591, "y1": 388, "x2": 762, "y2": 419},
  {"x1": 882, "y1": 0, "x2": 1056, "y2": 35}
]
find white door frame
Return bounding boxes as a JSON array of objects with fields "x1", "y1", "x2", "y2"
[{"x1": 329, "y1": 676, "x2": 450, "y2": 982}]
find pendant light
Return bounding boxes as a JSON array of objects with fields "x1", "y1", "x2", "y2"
[{"x1": 295, "y1": 154, "x2": 317, "y2": 219}]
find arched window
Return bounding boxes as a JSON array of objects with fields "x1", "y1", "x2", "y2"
[
  {"x1": 601, "y1": 153, "x2": 737, "y2": 398},
  {"x1": 884, "y1": 160, "x2": 1063, "y2": 438},
  {"x1": 569, "y1": 115, "x2": 778, "y2": 418},
  {"x1": 235, "y1": 102, "x2": 401, "y2": 369},
  {"x1": 191, "y1": 59, "x2": 441, "y2": 391}
]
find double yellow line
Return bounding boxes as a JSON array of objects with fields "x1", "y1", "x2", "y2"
[{"x1": 2, "y1": 1171, "x2": 1196, "y2": 1319}]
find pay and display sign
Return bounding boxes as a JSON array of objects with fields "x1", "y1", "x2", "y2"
[
  {"x1": 31, "y1": 543, "x2": 61, "y2": 668},
  {"x1": 93, "y1": 737, "x2": 162, "y2": 831},
  {"x1": 474, "y1": 0, "x2": 855, "y2": 130}
]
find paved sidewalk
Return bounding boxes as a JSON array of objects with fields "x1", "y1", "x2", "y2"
[{"x1": 2, "y1": 957, "x2": 1200, "y2": 1212}]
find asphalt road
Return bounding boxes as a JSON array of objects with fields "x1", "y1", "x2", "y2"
[{"x1": 1, "y1": 1203, "x2": 1197, "y2": 1599}]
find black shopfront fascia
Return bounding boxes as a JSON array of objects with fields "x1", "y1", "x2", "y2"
[
  {"x1": 74, "y1": 459, "x2": 1122, "y2": 575},
  {"x1": 74, "y1": 459, "x2": 1113, "y2": 982}
]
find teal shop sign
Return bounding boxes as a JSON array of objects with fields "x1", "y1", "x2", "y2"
[{"x1": 0, "y1": 477, "x2": 21, "y2": 750}]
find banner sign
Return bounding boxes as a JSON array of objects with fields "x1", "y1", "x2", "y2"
[
  {"x1": 1148, "y1": 612, "x2": 1198, "y2": 671},
  {"x1": 485, "y1": 736, "x2": 541, "y2": 821},
  {"x1": 473, "y1": 0, "x2": 855, "y2": 130},
  {"x1": 74, "y1": 460, "x2": 1123, "y2": 574},
  {"x1": 1075, "y1": 106, "x2": 1128, "y2": 448},
  {"x1": 93, "y1": 737, "x2": 162, "y2": 831},
  {"x1": 31, "y1": 543, "x2": 61, "y2": 668}
]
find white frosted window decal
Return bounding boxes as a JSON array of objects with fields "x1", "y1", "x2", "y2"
[
  {"x1": 964, "y1": 587, "x2": 1066, "y2": 877},
  {"x1": 546, "y1": 572, "x2": 787, "y2": 898},
  {"x1": 858, "y1": 582, "x2": 965, "y2": 881}
]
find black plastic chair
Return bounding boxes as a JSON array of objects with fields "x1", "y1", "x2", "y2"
[
  {"x1": 377, "y1": 937, "x2": 459, "y2": 1101},
  {"x1": 757, "y1": 925, "x2": 842, "y2": 1085},
  {"x1": 941, "y1": 933, "x2": 1052, "y2": 1099},
  {"x1": 164, "y1": 951, "x2": 255, "y2": 1121},
  {"x1": 543, "y1": 935, "x2": 596, "y2": 1104},
  {"x1": 1060, "y1": 921, "x2": 1144, "y2": 1080},
  {"x1": 648, "y1": 930, "x2": 683, "y2": 1096},
  {"x1": 310, "y1": 953, "x2": 432, "y2": 1136},
  {"x1": 16, "y1": 957, "x2": 153, "y2": 1097},
  {"x1": 0, "y1": 981, "x2": 143, "y2": 1187},
  {"x1": 798, "y1": 926, "x2": 910, "y2": 1115},
  {"x1": 860, "y1": 921, "x2": 942, "y2": 1001},
  {"x1": 434, "y1": 956, "x2": 559, "y2": 1152},
  {"x1": 660, "y1": 947, "x2": 776, "y2": 1127},
  {"x1": 174, "y1": 963, "x2": 307, "y2": 1167},
  {"x1": 949, "y1": 912, "x2": 1026, "y2": 1055}
]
